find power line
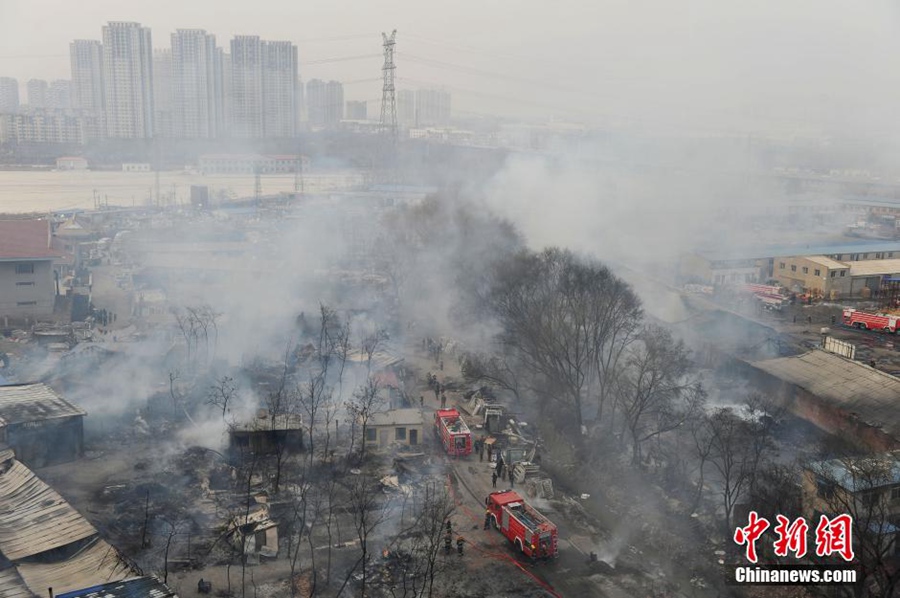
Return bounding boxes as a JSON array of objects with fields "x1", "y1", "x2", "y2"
[{"x1": 304, "y1": 53, "x2": 380, "y2": 65}]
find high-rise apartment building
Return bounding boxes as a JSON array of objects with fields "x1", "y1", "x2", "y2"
[
  {"x1": 171, "y1": 29, "x2": 222, "y2": 138},
  {"x1": 230, "y1": 36, "x2": 263, "y2": 138},
  {"x1": 230, "y1": 36, "x2": 297, "y2": 138},
  {"x1": 346, "y1": 100, "x2": 367, "y2": 120},
  {"x1": 153, "y1": 50, "x2": 174, "y2": 138},
  {"x1": 102, "y1": 21, "x2": 154, "y2": 138},
  {"x1": 306, "y1": 79, "x2": 344, "y2": 127},
  {"x1": 0, "y1": 78, "x2": 19, "y2": 114},
  {"x1": 48, "y1": 80, "x2": 73, "y2": 111},
  {"x1": 218, "y1": 50, "x2": 232, "y2": 135},
  {"x1": 261, "y1": 41, "x2": 298, "y2": 138},
  {"x1": 397, "y1": 89, "x2": 415, "y2": 125},
  {"x1": 415, "y1": 88, "x2": 451, "y2": 126},
  {"x1": 70, "y1": 40, "x2": 105, "y2": 114},
  {"x1": 26, "y1": 80, "x2": 49, "y2": 110}
]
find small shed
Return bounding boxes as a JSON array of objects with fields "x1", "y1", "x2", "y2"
[
  {"x1": 366, "y1": 408, "x2": 424, "y2": 449},
  {"x1": 229, "y1": 412, "x2": 304, "y2": 455},
  {"x1": 0, "y1": 383, "x2": 86, "y2": 467},
  {"x1": 228, "y1": 505, "x2": 279, "y2": 562}
]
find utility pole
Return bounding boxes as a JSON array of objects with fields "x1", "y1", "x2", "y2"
[
  {"x1": 254, "y1": 162, "x2": 262, "y2": 203},
  {"x1": 380, "y1": 30, "x2": 398, "y2": 142}
]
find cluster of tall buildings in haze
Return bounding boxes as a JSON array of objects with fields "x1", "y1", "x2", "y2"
[{"x1": 0, "y1": 21, "x2": 451, "y2": 145}]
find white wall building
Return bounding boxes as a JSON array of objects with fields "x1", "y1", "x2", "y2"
[{"x1": 69, "y1": 40, "x2": 105, "y2": 116}]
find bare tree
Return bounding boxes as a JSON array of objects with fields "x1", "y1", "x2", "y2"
[
  {"x1": 698, "y1": 406, "x2": 772, "y2": 531},
  {"x1": 460, "y1": 351, "x2": 522, "y2": 402},
  {"x1": 335, "y1": 473, "x2": 390, "y2": 598},
  {"x1": 483, "y1": 248, "x2": 643, "y2": 441},
  {"x1": 208, "y1": 375, "x2": 237, "y2": 419},
  {"x1": 615, "y1": 325, "x2": 704, "y2": 466},
  {"x1": 346, "y1": 376, "x2": 384, "y2": 461}
]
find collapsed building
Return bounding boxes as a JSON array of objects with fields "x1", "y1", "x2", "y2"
[
  {"x1": 229, "y1": 411, "x2": 304, "y2": 455},
  {"x1": 0, "y1": 383, "x2": 86, "y2": 467}
]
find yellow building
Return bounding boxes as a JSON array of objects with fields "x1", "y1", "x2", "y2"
[{"x1": 772, "y1": 256, "x2": 850, "y2": 298}]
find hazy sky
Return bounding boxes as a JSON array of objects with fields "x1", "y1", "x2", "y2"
[{"x1": 1, "y1": 0, "x2": 898, "y2": 135}]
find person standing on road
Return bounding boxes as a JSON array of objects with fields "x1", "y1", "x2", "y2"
[
  {"x1": 484, "y1": 509, "x2": 491, "y2": 529},
  {"x1": 492, "y1": 471, "x2": 498, "y2": 488}
]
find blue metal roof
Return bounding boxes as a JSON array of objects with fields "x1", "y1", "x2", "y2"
[
  {"x1": 813, "y1": 457, "x2": 900, "y2": 493},
  {"x1": 699, "y1": 240, "x2": 900, "y2": 261}
]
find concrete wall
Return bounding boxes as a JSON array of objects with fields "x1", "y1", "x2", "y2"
[
  {"x1": 366, "y1": 423, "x2": 423, "y2": 448},
  {"x1": 0, "y1": 259, "x2": 55, "y2": 319}
]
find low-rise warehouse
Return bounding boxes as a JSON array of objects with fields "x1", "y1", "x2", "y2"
[{"x1": 746, "y1": 349, "x2": 900, "y2": 452}]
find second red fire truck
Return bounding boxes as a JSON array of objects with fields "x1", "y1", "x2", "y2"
[
  {"x1": 485, "y1": 490, "x2": 559, "y2": 559},
  {"x1": 842, "y1": 308, "x2": 900, "y2": 333},
  {"x1": 434, "y1": 408, "x2": 473, "y2": 456}
]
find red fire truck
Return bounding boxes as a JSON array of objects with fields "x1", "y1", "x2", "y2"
[
  {"x1": 742, "y1": 283, "x2": 783, "y2": 296},
  {"x1": 842, "y1": 308, "x2": 900, "y2": 333},
  {"x1": 433, "y1": 408, "x2": 473, "y2": 456},
  {"x1": 486, "y1": 490, "x2": 558, "y2": 559}
]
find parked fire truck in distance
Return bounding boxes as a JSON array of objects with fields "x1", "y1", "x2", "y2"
[
  {"x1": 486, "y1": 490, "x2": 559, "y2": 559},
  {"x1": 740, "y1": 284, "x2": 788, "y2": 310},
  {"x1": 742, "y1": 283, "x2": 783, "y2": 296},
  {"x1": 842, "y1": 308, "x2": 900, "y2": 333},
  {"x1": 434, "y1": 408, "x2": 473, "y2": 456}
]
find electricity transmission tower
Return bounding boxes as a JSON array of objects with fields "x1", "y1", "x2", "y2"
[{"x1": 380, "y1": 30, "x2": 398, "y2": 141}]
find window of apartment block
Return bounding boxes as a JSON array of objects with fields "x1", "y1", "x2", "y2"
[
  {"x1": 831, "y1": 271, "x2": 836, "y2": 278},
  {"x1": 802, "y1": 267, "x2": 808, "y2": 274},
  {"x1": 791, "y1": 265, "x2": 797, "y2": 272},
  {"x1": 15, "y1": 263, "x2": 34, "y2": 274},
  {"x1": 395, "y1": 427, "x2": 407, "y2": 441},
  {"x1": 779, "y1": 262, "x2": 785, "y2": 270},
  {"x1": 840, "y1": 270, "x2": 846, "y2": 277},
  {"x1": 814, "y1": 269, "x2": 821, "y2": 276},
  {"x1": 15, "y1": 281, "x2": 34, "y2": 286},
  {"x1": 366, "y1": 428, "x2": 377, "y2": 442},
  {"x1": 891, "y1": 486, "x2": 900, "y2": 501},
  {"x1": 16, "y1": 301, "x2": 36, "y2": 306}
]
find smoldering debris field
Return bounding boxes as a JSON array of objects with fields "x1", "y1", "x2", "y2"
[{"x1": 2, "y1": 131, "x2": 895, "y2": 598}]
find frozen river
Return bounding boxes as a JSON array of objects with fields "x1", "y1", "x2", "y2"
[{"x1": 0, "y1": 169, "x2": 364, "y2": 214}]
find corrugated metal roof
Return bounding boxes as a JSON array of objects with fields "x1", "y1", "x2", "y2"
[
  {"x1": 752, "y1": 349, "x2": 900, "y2": 440},
  {"x1": 848, "y1": 258, "x2": 900, "y2": 278},
  {"x1": 0, "y1": 566, "x2": 34, "y2": 598},
  {"x1": 698, "y1": 240, "x2": 900, "y2": 262},
  {"x1": 57, "y1": 576, "x2": 177, "y2": 598},
  {"x1": 0, "y1": 383, "x2": 86, "y2": 425},
  {"x1": 16, "y1": 539, "x2": 133, "y2": 595},
  {"x1": 0, "y1": 460, "x2": 97, "y2": 560}
]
